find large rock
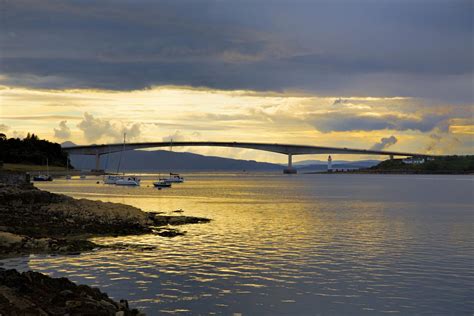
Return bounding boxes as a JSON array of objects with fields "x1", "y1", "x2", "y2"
[
  {"x1": 0, "y1": 183, "x2": 152, "y2": 238},
  {"x1": 0, "y1": 268, "x2": 143, "y2": 315},
  {"x1": 0, "y1": 184, "x2": 210, "y2": 239},
  {"x1": 0, "y1": 231, "x2": 97, "y2": 256}
]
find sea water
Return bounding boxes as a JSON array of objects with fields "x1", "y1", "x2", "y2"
[{"x1": 3, "y1": 173, "x2": 473, "y2": 315}]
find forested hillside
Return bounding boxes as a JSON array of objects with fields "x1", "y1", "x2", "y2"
[{"x1": 0, "y1": 133, "x2": 69, "y2": 167}]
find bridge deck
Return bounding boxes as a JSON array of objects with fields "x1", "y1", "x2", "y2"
[{"x1": 63, "y1": 141, "x2": 431, "y2": 157}]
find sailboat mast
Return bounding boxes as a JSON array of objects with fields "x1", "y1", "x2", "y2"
[
  {"x1": 104, "y1": 146, "x2": 111, "y2": 172},
  {"x1": 116, "y1": 133, "x2": 126, "y2": 174}
]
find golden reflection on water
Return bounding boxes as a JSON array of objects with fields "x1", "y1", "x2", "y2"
[{"x1": 11, "y1": 173, "x2": 474, "y2": 315}]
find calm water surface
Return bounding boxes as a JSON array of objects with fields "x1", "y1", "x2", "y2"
[{"x1": 2, "y1": 173, "x2": 473, "y2": 315}]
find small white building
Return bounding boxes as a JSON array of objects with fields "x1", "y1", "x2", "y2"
[{"x1": 403, "y1": 157, "x2": 425, "y2": 164}]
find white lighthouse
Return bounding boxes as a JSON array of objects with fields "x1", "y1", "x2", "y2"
[{"x1": 327, "y1": 155, "x2": 333, "y2": 172}]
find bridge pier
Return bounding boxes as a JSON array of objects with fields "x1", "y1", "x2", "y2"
[
  {"x1": 283, "y1": 153, "x2": 297, "y2": 174},
  {"x1": 91, "y1": 153, "x2": 104, "y2": 173},
  {"x1": 95, "y1": 153, "x2": 100, "y2": 170}
]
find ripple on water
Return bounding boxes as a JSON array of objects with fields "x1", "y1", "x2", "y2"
[{"x1": 4, "y1": 174, "x2": 473, "y2": 315}]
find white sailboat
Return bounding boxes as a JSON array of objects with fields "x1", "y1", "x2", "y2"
[
  {"x1": 103, "y1": 146, "x2": 119, "y2": 184},
  {"x1": 153, "y1": 180, "x2": 172, "y2": 188},
  {"x1": 159, "y1": 173, "x2": 184, "y2": 183},
  {"x1": 104, "y1": 174, "x2": 120, "y2": 184},
  {"x1": 116, "y1": 175, "x2": 141, "y2": 186},
  {"x1": 111, "y1": 133, "x2": 141, "y2": 186}
]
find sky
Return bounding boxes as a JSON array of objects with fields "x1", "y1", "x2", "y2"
[{"x1": 0, "y1": 0, "x2": 473, "y2": 163}]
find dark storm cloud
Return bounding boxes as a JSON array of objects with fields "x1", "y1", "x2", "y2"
[{"x1": 0, "y1": 0, "x2": 472, "y2": 102}]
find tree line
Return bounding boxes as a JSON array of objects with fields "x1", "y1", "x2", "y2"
[
  {"x1": 371, "y1": 156, "x2": 474, "y2": 174},
  {"x1": 0, "y1": 133, "x2": 70, "y2": 167}
]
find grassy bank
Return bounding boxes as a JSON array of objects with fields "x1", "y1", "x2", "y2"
[
  {"x1": 368, "y1": 155, "x2": 474, "y2": 174},
  {"x1": 2, "y1": 163, "x2": 68, "y2": 172}
]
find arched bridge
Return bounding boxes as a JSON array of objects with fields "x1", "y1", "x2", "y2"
[{"x1": 63, "y1": 141, "x2": 433, "y2": 174}]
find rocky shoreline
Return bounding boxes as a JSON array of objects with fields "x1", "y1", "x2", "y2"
[
  {"x1": 0, "y1": 172, "x2": 211, "y2": 314},
  {"x1": 0, "y1": 181, "x2": 210, "y2": 256},
  {"x1": 0, "y1": 268, "x2": 143, "y2": 315}
]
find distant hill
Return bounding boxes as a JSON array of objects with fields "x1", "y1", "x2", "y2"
[
  {"x1": 69, "y1": 150, "x2": 284, "y2": 172},
  {"x1": 293, "y1": 159, "x2": 380, "y2": 167},
  {"x1": 61, "y1": 141, "x2": 77, "y2": 148}
]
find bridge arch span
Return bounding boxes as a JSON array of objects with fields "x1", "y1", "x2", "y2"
[{"x1": 63, "y1": 141, "x2": 431, "y2": 174}]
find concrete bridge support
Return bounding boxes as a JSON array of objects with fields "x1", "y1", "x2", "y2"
[
  {"x1": 91, "y1": 153, "x2": 104, "y2": 173},
  {"x1": 95, "y1": 153, "x2": 100, "y2": 171},
  {"x1": 283, "y1": 153, "x2": 297, "y2": 174}
]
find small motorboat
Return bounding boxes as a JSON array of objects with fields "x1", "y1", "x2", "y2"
[
  {"x1": 160, "y1": 173, "x2": 184, "y2": 183},
  {"x1": 33, "y1": 174, "x2": 53, "y2": 182},
  {"x1": 65, "y1": 175, "x2": 72, "y2": 180},
  {"x1": 116, "y1": 176, "x2": 141, "y2": 186},
  {"x1": 153, "y1": 181, "x2": 171, "y2": 188}
]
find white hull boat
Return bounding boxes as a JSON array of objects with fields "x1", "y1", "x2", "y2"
[
  {"x1": 104, "y1": 175, "x2": 121, "y2": 184},
  {"x1": 153, "y1": 181, "x2": 171, "y2": 188},
  {"x1": 115, "y1": 176, "x2": 141, "y2": 186},
  {"x1": 160, "y1": 173, "x2": 184, "y2": 183},
  {"x1": 33, "y1": 158, "x2": 52, "y2": 181},
  {"x1": 108, "y1": 133, "x2": 141, "y2": 186}
]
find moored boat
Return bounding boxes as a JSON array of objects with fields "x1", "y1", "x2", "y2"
[
  {"x1": 153, "y1": 180, "x2": 172, "y2": 188},
  {"x1": 33, "y1": 174, "x2": 53, "y2": 181},
  {"x1": 104, "y1": 175, "x2": 122, "y2": 184},
  {"x1": 33, "y1": 158, "x2": 52, "y2": 181},
  {"x1": 160, "y1": 173, "x2": 184, "y2": 183},
  {"x1": 116, "y1": 176, "x2": 141, "y2": 186},
  {"x1": 110, "y1": 133, "x2": 141, "y2": 186}
]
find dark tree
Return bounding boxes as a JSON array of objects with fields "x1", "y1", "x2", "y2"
[{"x1": 0, "y1": 134, "x2": 71, "y2": 167}]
